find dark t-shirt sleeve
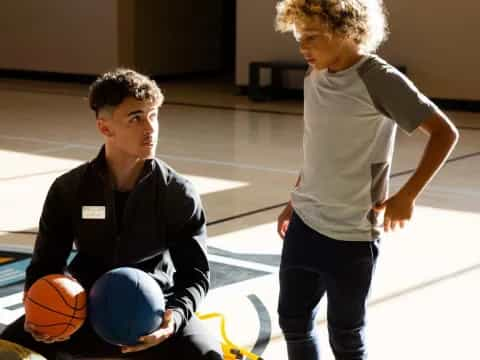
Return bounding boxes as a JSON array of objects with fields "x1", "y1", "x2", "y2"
[{"x1": 359, "y1": 58, "x2": 440, "y2": 134}]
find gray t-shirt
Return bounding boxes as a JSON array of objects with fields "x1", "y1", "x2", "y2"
[{"x1": 291, "y1": 55, "x2": 439, "y2": 241}]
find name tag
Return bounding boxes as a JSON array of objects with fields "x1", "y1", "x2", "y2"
[{"x1": 82, "y1": 206, "x2": 106, "y2": 220}]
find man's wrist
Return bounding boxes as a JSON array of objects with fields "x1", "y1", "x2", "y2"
[{"x1": 167, "y1": 308, "x2": 184, "y2": 334}]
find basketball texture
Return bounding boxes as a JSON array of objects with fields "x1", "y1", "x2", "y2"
[
  {"x1": 24, "y1": 274, "x2": 87, "y2": 338},
  {"x1": 88, "y1": 267, "x2": 165, "y2": 346}
]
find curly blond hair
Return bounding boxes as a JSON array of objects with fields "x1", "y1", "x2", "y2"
[{"x1": 275, "y1": 0, "x2": 389, "y2": 53}]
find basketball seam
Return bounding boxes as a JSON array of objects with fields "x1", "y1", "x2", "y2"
[
  {"x1": 127, "y1": 270, "x2": 140, "y2": 343},
  {"x1": 105, "y1": 272, "x2": 116, "y2": 343},
  {"x1": 41, "y1": 278, "x2": 86, "y2": 311},
  {"x1": 27, "y1": 321, "x2": 76, "y2": 328},
  {"x1": 25, "y1": 297, "x2": 86, "y2": 320},
  {"x1": 58, "y1": 293, "x2": 79, "y2": 338}
]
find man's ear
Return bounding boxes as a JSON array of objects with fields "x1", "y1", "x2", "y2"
[{"x1": 96, "y1": 118, "x2": 113, "y2": 137}]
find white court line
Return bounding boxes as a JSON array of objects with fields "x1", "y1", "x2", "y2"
[
  {"x1": 0, "y1": 135, "x2": 75, "y2": 146},
  {"x1": 0, "y1": 244, "x2": 34, "y2": 254},
  {"x1": 0, "y1": 138, "x2": 76, "y2": 156},
  {"x1": 160, "y1": 155, "x2": 298, "y2": 175},
  {"x1": 423, "y1": 185, "x2": 480, "y2": 197},
  {"x1": 0, "y1": 134, "x2": 298, "y2": 175},
  {"x1": 0, "y1": 307, "x2": 25, "y2": 325},
  {"x1": 0, "y1": 292, "x2": 24, "y2": 325},
  {"x1": 209, "y1": 254, "x2": 278, "y2": 273},
  {"x1": 32, "y1": 145, "x2": 77, "y2": 155},
  {"x1": 0, "y1": 292, "x2": 23, "y2": 309}
]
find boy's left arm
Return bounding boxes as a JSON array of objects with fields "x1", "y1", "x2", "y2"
[{"x1": 374, "y1": 113, "x2": 459, "y2": 232}]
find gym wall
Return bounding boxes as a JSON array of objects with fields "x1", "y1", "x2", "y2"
[
  {"x1": 236, "y1": 0, "x2": 480, "y2": 101},
  {"x1": 0, "y1": 0, "x2": 119, "y2": 75},
  {"x1": 0, "y1": 0, "x2": 223, "y2": 77}
]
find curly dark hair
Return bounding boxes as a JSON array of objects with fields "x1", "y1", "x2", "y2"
[
  {"x1": 276, "y1": 0, "x2": 389, "y2": 52},
  {"x1": 88, "y1": 68, "x2": 164, "y2": 116}
]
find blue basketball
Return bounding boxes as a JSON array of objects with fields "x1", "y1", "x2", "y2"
[{"x1": 88, "y1": 267, "x2": 165, "y2": 346}]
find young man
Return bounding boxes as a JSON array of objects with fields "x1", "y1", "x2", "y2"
[
  {"x1": 275, "y1": 1, "x2": 459, "y2": 359},
  {"x1": 0, "y1": 69, "x2": 223, "y2": 359}
]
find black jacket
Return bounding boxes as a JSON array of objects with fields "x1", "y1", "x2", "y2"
[{"x1": 25, "y1": 147, "x2": 209, "y2": 332}]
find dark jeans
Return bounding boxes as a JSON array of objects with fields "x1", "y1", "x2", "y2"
[
  {"x1": 278, "y1": 212, "x2": 379, "y2": 360},
  {"x1": 0, "y1": 314, "x2": 223, "y2": 360}
]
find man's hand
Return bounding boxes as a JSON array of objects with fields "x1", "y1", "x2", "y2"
[
  {"x1": 277, "y1": 203, "x2": 293, "y2": 239},
  {"x1": 24, "y1": 322, "x2": 70, "y2": 343},
  {"x1": 23, "y1": 290, "x2": 71, "y2": 344},
  {"x1": 121, "y1": 309, "x2": 175, "y2": 354},
  {"x1": 373, "y1": 193, "x2": 415, "y2": 232}
]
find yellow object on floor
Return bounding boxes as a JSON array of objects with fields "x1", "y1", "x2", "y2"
[
  {"x1": 198, "y1": 312, "x2": 264, "y2": 360},
  {"x1": 0, "y1": 339, "x2": 46, "y2": 359}
]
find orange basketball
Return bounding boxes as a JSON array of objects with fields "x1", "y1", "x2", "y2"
[{"x1": 24, "y1": 274, "x2": 87, "y2": 338}]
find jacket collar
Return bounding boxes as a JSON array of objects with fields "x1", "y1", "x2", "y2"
[{"x1": 90, "y1": 145, "x2": 156, "y2": 186}]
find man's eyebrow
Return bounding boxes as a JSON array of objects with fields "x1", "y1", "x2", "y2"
[{"x1": 127, "y1": 110, "x2": 144, "y2": 116}]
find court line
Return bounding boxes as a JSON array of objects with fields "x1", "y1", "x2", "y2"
[
  {"x1": 165, "y1": 103, "x2": 480, "y2": 131},
  {"x1": 33, "y1": 145, "x2": 77, "y2": 155},
  {"x1": 0, "y1": 135, "x2": 298, "y2": 175},
  {"x1": 1, "y1": 87, "x2": 479, "y2": 128},
  {"x1": 2, "y1": 132, "x2": 479, "y2": 182},
  {"x1": 0, "y1": 135, "x2": 81, "y2": 146},
  {"x1": 0, "y1": 292, "x2": 23, "y2": 309},
  {"x1": 209, "y1": 151, "x2": 480, "y2": 226},
  {"x1": 162, "y1": 155, "x2": 298, "y2": 175},
  {"x1": 3, "y1": 262, "x2": 479, "y2": 345},
  {"x1": 0, "y1": 86, "x2": 301, "y2": 116},
  {"x1": 391, "y1": 151, "x2": 480, "y2": 178},
  {"x1": 0, "y1": 169, "x2": 71, "y2": 181},
  {"x1": 207, "y1": 204, "x2": 289, "y2": 227},
  {"x1": 0, "y1": 86, "x2": 84, "y2": 99},
  {"x1": 0, "y1": 142, "x2": 76, "y2": 156},
  {"x1": 247, "y1": 294, "x2": 271, "y2": 358},
  {"x1": 367, "y1": 262, "x2": 480, "y2": 308},
  {"x1": 1, "y1": 149, "x2": 480, "y2": 232},
  {"x1": 0, "y1": 231, "x2": 37, "y2": 236},
  {"x1": 209, "y1": 255, "x2": 277, "y2": 273},
  {"x1": 260, "y1": 262, "x2": 480, "y2": 343},
  {"x1": 0, "y1": 130, "x2": 479, "y2": 228},
  {"x1": 165, "y1": 101, "x2": 303, "y2": 116},
  {"x1": 0, "y1": 245, "x2": 478, "y2": 336}
]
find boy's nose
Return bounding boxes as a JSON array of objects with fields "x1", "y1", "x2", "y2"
[
  {"x1": 144, "y1": 120, "x2": 155, "y2": 134},
  {"x1": 300, "y1": 47, "x2": 310, "y2": 58},
  {"x1": 299, "y1": 41, "x2": 309, "y2": 54}
]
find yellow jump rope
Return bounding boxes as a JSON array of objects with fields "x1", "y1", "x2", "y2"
[{"x1": 197, "y1": 312, "x2": 264, "y2": 360}]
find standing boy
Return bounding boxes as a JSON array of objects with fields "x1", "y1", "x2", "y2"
[{"x1": 275, "y1": 1, "x2": 459, "y2": 359}]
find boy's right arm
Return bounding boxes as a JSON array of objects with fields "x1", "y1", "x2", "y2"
[{"x1": 277, "y1": 174, "x2": 301, "y2": 239}]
